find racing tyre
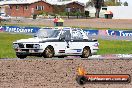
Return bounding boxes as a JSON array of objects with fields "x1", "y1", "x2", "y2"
[
  {"x1": 76, "y1": 76, "x2": 87, "y2": 85},
  {"x1": 16, "y1": 55, "x2": 27, "y2": 59},
  {"x1": 81, "y1": 47, "x2": 90, "y2": 58},
  {"x1": 43, "y1": 46, "x2": 54, "y2": 58}
]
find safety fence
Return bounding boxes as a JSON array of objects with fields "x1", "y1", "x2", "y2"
[{"x1": 0, "y1": 26, "x2": 132, "y2": 37}]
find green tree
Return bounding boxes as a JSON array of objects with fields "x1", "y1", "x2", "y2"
[
  {"x1": 86, "y1": 0, "x2": 104, "y2": 18},
  {"x1": 104, "y1": 0, "x2": 122, "y2": 6},
  {"x1": 123, "y1": 1, "x2": 128, "y2": 6}
]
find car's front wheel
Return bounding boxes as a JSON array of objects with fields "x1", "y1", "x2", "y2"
[
  {"x1": 43, "y1": 46, "x2": 54, "y2": 58},
  {"x1": 16, "y1": 55, "x2": 27, "y2": 59}
]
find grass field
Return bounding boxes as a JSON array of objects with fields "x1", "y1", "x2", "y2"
[
  {"x1": 0, "y1": 32, "x2": 31, "y2": 58},
  {"x1": 97, "y1": 39, "x2": 132, "y2": 54},
  {"x1": 0, "y1": 32, "x2": 132, "y2": 58}
]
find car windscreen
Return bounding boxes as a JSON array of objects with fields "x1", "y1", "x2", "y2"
[{"x1": 35, "y1": 29, "x2": 60, "y2": 38}]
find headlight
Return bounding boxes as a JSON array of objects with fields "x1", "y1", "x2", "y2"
[
  {"x1": 33, "y1": 44, "x2": 40, "y2": 49},
  {"x1": 13, "y1": 43, "x2": 19, "y2": 49}
]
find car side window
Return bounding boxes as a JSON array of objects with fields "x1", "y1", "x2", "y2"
[
  {"x1": 71, "y1": 31, "x2": 83, "y2": 40},
  {"x1": 59, "y1": 30, "x2": 71, "y2": 40}
]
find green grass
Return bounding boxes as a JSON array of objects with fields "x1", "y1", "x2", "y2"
[
  {"x1": 0, "y1": 32, "x2": 132, "y2": 58},
  {"x1": 0, "y1": 32, "x2": 31, "y2": 58},
  {"x1": 97, "y1": 39, "x2": 132, "y2": 54}
]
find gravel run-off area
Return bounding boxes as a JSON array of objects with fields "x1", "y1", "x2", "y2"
[
  {"x1": 0, "y1": 59, "x2": 132, "y2": 88},
  {"x1": 7, "y1": 18, "x2": 132, "y2": 29}
]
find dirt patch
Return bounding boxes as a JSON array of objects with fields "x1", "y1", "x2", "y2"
[
  {"x1": 0, "y1": 59, "x2": 132, "y2": 88},
  {"x1": 5, "y1": 18, "x2": 132, "y2": 29}
]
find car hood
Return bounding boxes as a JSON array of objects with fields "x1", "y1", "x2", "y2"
[{"x1": 13, "y1": 37, "x2": 58, "y2": 43}]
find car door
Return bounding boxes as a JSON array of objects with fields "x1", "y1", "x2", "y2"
[
  {"x1": 55, "y1": 29, "x2": 71, "y2": 55},
  {"x1": 68, "y1": 30, "x2": 84, "y2": 55},
  {"x1": 42, "y1": 29, "x2": 67, "y2": 56}
]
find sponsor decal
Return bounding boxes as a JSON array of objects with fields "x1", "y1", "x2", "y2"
[
  {"x1": 84, "y1": 29, "x2": 132, "y2": 37},
  {"x1": 72, "y1": 49, "x2": 82, "y2": 52},
  {"x1": 83, "y1": 30, "x2": 98, "y2": 35},
  {"x1": 2, "y1": 26, "x2": 40, "y2": 33},
  {"x1": 76, "y1": 67, "x2": 131, "y2": 85},
  {"x1": 98, "y1": 30, "x2": 108, "y2": 36},
  {"x1": 118, "y1": 31, "x2": 132, "y2": 36},
  {"x1": 107, "y1": 30, "x2": 132, "y2": 36}
]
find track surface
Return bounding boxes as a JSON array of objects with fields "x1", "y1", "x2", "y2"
[
  {"x1": 0, "y1": 58, "x2": 132, "y2": 88},
  {"x1": 1, "y1": 54, "x2": 132, "y2": 60},
  {"x1": 8, "y1": 18, "x2": 132, "y2": 29}
]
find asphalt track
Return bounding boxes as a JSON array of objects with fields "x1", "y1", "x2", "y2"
[{"x1": 1, "y1": 54, "x2": 132, "y2": 60}]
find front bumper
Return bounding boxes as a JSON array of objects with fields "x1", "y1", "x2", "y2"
[
  {"x1": 91, "y1": 49, "x2": 99, "y2": 55},
  {"x1": 15, "y1": 48, "x2": 43, "y2": 56}
]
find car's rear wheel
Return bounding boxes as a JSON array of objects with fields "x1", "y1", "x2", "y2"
[
  {"x1": 16, "y1": 55, "x2": 27, "y2": 59},
  {"x1": 43, "y1": 46, "x2": 54, "y2": 58},
  {"x1": 81, "y1": 47, "x2": 90, "y2": 58}
]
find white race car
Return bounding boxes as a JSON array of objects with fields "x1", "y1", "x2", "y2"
[{"x1": 13, "y1": 27, "x2": 99, "y2": 59}]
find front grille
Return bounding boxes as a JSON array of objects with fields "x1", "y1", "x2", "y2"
[
  {"x1": 26, "y1": 44, "x2": 34, "y2": 48},
  {"x1": 18, "y1": 43, "x2": 24, "y2": 48},
  {"x1": 22, "y1": 49, "x2": 29, "y2": 52}
]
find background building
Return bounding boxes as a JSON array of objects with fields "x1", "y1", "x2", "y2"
[
  {"x1": 6, "y1": 0, "x2": 53, "y2": 17},
  {"x1": 0, "y1": 0, "x2": 85, "y2": 17}
]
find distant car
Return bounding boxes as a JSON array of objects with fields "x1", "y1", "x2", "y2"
[
  {"x1": 0, "y1": 13, "x2": 11, "y2": 21},
  {"x1": 13, "y1": 27, "x2": 99, "y2": 59}
]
